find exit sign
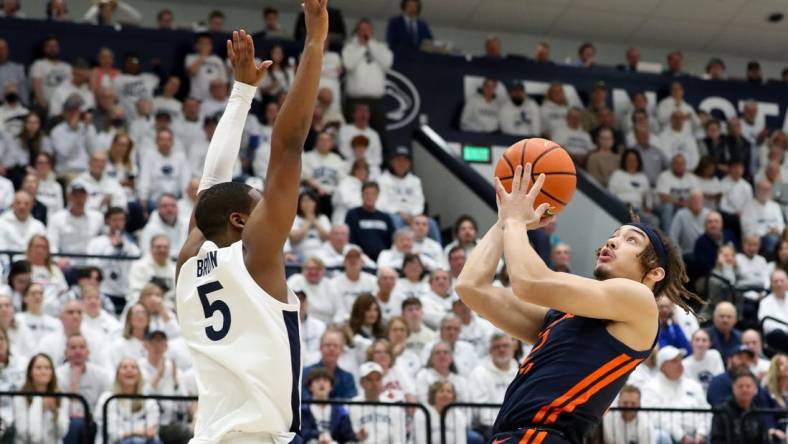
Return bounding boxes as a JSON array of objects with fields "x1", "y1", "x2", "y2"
[{"x1": 463, "y1": 145, "x2": 491, "y2": 163}]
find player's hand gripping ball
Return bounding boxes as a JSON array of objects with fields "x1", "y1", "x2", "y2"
[{"x1": 494, "y1": 138, "x2": 577, "y2": 216}]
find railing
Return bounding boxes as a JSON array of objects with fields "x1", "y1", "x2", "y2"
[{"x1": 0, "y1": 391, "x2": 93, "y2": 444}]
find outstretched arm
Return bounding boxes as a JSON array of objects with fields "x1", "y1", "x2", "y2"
[
  {"x1": 242, "y1": 0, "x2": 329, "y2": 300},
  {"x1": 496, "y1": 165, "x2": 657, "y2": 331},
  {"x1": 455, "y1": 223, "x2": 548, "y2": 344},
  {"x1": 176, "y1": 30, "x2": 273, "y2": 279}
]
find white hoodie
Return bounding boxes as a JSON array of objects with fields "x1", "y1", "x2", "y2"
[
  {"x1": 377, "y1": 170, "x2": 425, "y2": 217},
  {"x1": 469, "y1": 356, "x2": 518, "y2": 426}
]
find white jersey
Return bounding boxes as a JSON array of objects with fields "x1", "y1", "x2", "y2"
[{"x1": 176, "y1": 240, "x2": 301, "y2": 444}]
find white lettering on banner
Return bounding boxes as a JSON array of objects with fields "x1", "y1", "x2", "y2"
[
  {"x1": 359, "y1": 219, "x2": 389, "y2": 230},
  {"x1": 698, "y1": 97, "x2": 738, "y2": 120}
]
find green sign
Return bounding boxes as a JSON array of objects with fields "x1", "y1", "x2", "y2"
[{"x1": 463, "y1": 145, "x2": 491, "y2": 163}]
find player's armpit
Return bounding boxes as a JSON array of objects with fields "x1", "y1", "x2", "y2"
[
  {"x1": 176, "y1": 228, "x2": 206, "y2": 281},
  {"x1": 510, "y1": 272, "x2": 657, "y2": 332},
  {"x1": 456, "y1": 284, "x2": 547, "y2": 344}
]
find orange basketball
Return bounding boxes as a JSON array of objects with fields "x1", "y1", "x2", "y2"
[{"x1": 494, "y1": 138, "x2": 577, "y2": 215}]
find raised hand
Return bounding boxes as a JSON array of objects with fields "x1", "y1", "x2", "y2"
[
  {"x1": 303, "y1": 0, "x2": 329, "y2": 44},
  {"x1": 227, "y1": 30, "x2": 273, "y2": 87},
  {"x1": 495, "y1": 163, "x2": 554, "y2": 230}
]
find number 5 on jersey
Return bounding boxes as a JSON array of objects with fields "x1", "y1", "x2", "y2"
[{"x1": 197, "y1": 281, "x2": 232, "y2": 341}]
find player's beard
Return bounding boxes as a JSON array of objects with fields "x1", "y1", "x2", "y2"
[{"x1": 593, "y1": 266, "x2": 612, "y2": 281}]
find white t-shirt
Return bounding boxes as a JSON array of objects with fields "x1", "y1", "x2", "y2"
[
  {"x1": 608, "y1": 170, "x2": 652, "y2": 210},
  {"x1": 540, "y1": 100, "x2": 568, "y2": 137},
  {"x1": 741, "y1": 200, "x2": 785, "y2": 238},
  {"x1": 659, "y1": 127, "x2": 700, "y2": 170},
  {"x1": 185, "y1": 54, "x2": 228, "y2": 101},
  {"x1": 338, "y1": 124, "x2": 383, "y2": 167},
  {"x1": 29, "y1": 58, "x2": 72, "y2": 103},
  {"x1": 656, "y1": 171, "x2": 700, "y2": 202},
  {"x1": 499, "y1": 98, "x2": 541, "y2": 136},
  {"x1": 286, "y1": 273, "x2": 341, "y2": 324},
  {"x1": 719, "y1": 176, "x2": 753, "y2": 214},
  {"x1": 682, "y1": 350, "x2": 725, "y2": 391},
  {"x1": 113, "y1": 73, "x2": 159, "y2": 118},
  {"x1": 348, "y1": 395, "x2": 407, "y2": 444},
  {"x1": 330, "y1": 272, "x2": 378, "y2": 320},
  {"x1": 47, "y1": 209, "x2": 104, "y2": 255},
  {"x1": 552, "y1": 126, "x2": 594, "y2": 158},
  {"x1": 759, "y1": 293, "x2": 788, "y2": 333},
  {"x1": 460, "y1": 95, "x2": 500, "y2": 133},
  {"x1": 302, "y1": 150, "x2": 346, "y2": 193},
  {"x1": 290, "y1": 215, "x2": 331, "y2": 261}
]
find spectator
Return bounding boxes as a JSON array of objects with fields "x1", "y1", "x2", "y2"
[
  {"x1": 693, "y1": 211, "x2": 735, "y2": 276},
  {"x1": 581, "y1": 83, "x2": 608, "y2": 132},
  {"x1": 74, "y1": 150, "x2": 128, "y2": 213},
  {"x1": 444, "y1": 216, "x2": 479, "y2": 264},
  {"x1": 656, "y1": 81, "x2": 700, "y2": 133},
  {"x1": 0, "y1": 39, "x2": 29, "y2": 105},
  {"x1": 552, "y1": 107, "x2": 594, "y2": 165},
  {"x1": 81, "y1": 284, "x2": 121, "y2": 337},
  {"x1": 12, "y1": 353, "x2": 70, "y2": 443},
  {"x1": 703, "y1": 57, "x2": 726, "y2": 80},
  {"x1": 707, "y1": 345, "x2": 774, "y2": 407},
  {"x1": 302, "y1": 131, "x2": 346, "y2": 206},
  {"x1": 20, "y1": 175, "x2": 48, "y2": 225},
  {"x1": 618, "y1": 47, "x2": 641, "y2": 72},
  {"x1": 746, "y1": 61, "x2": 764, "y2": 84},
  {"x1": 173, "y1": 98, "x2": 202, "y2": 150},
  {"x1": 37, "y1": 300, "x2": 106, "y2": 368},
  {"x1": 345, "y1": 182, "x2": 394, "y2": 260},
  {"x1": 177, "y1": 178, "x2": 199, "y2": 218},
  {"x1": 402, "y1": 297, "x2": 437, "y2": 356},
  {"x1": 206, "y1": 9, "x2": 224, "y2": 31},
  {"x1": 259, "y1": 44, "x2": 292, "y2": 100},
  {"x1": 377, "y1": 147, "x2": 426, "y2": 228},
  {"x1": 742, "y1": 329, "x2": 770, "y2": 379},
  {"x1": 343, "y1": 134, "x2": 381, "y2": 179},
  {"x1": 719, "y1": 158, "x2": 751, "y2": 221},
  {"x1": 421, "y1": 314, "x2": 476, "y2": 377},
  {"x1": 499, "y1": 81, "x2": 540, "y2": 136},
  {"x1": 742, "y1": 181, "x2": 785, "y2": 256},
  {"x1": 114, "y1": 52, "x2": 158, "y2": 119},
  {"x1": 20, "y1": 281, "x2": 62, "y2": 342},
  {"x1": 736, "y1": 234, "x2": 770, "y2": 290},
  {"x1": 155, "y1": 9, "x2": 173, "y2": 29},
  {"x1": 315, "y1": 224, "x2": 372, "y2": 269},
  {"x1": 608, "y1": 149, "x2": 654, "y2": 217},
  {"x1": 602, "y1": 385, "x2": 657, "y2": 444},
  {"x1": 0, "y1": 83, "x2": 28, "y2": 143},
  {"x1": 370, "y1": 268, "x2": 400, "y2": 322},
  {"x1": 764, "y1": 354, "x2": 788, "y2": 407},
  {"x1": 151, "y1": 76, "x2": 181, "y2": 121},
  {"x1": 0, "y1": 292, "x2": 34, "y2": 358},
  {"x1": 294, "y1": 5, "x2": 347, "y2": 46},
  {"x1": 446, "y1": 246, "x2": 467, "y2": 287},
  {"x1": 727, "y1": 117, "x2": 756, "y2": 178},
  {"x1": 48, "y1": 182, "x2": 103, "y2": 259},
  {"x1": 657, "y1": 296, "x2": 692, "y2": 353},
  {"x1": 365, "y1": 338, "x2": 414, "y2": 402},
  {"x1": 534, "y1": 41, "x2": 550, "y2": 63},
  {"x1": 50, "y1": 95, "x2": 99, "y2": 178},
  {"x1": 29, "y1": 153, "x2": 62, "y2": 217},
  {"x1": 550, "y1": 243, "x2": 571, "y2": 273},
  {"x1": 701, "y1": 120, "x2": 734, "y2": 173},
  {"x1": 317, "y1": 88, "x2": 345, "y2": 128},
  {"x1": 386, "y1": 0, "x2": 433, "y2": 52},
  {"x1": 137, "y1": 330, "x2": 191, "y2": 443},
  {"x1": 469, "y1": 334, "x2": 518, "y2": 434},
  {"x1": 30, "y1": 36, "x2": 71, "y2": 110},
  {"x1": 1, "y1": 260, "x2": 31, "y2": 311},
  {"x1": 576, "y1": 42, "x2": 596, "y2": 67},
  {"x1": 385, "y1": 316, "x2": 420, "y2": 376},
  {"x1": 641, "y1": 346, "x2": 709, "y2": 443},
  {"x1": 0, "y1": 191, "x2": 47, "y2": 253},
  {"x1": 695, "y1": 156, "x2": 722, "y2": 208},
  {"x1": 419, "y1": 270, "x2": 455, "y2": 329},
  {"x1": 656, "y1": 154, "x2": 700, "y2": 232},
  {"x1": 483, "y1": 35, "x2": 502, "y2": 59},
  {"x1": 411, "y1": 214, "x2": 442, "y2": 264},
  {"x1": 759, "y1": 269, "x2": 788, "y2": 335},
  {"x1": 200, "y1": 79, "x2": 228, "y2": 118},
  {"x1": 741, "y1": 99, "x2": 768, "y2": 147},
  {"x1": 663, "y1": 50, "x2": 685, "y2": 76},
  {"x1": 50, "y1": 58, "x2": 94, "y2": 116},
  {"x1": 414, "y1": 341, "x2": 469, "y2": 402},
  {"x1": 260, "y1": 6, "x2": 288, "y2": 39},
  {"x1": 632, "y1": 123, "x2": 669, "y2": 187},
  {"x1": 683, "y1": 328, "x2": 725, "y2": 392},
  {"x1": 460, "y1": 78, "x2": 500, "y2": 133},
  {"x1": 128, "y1": 235, "x2": 175, "y2": 307},
  {"x1": 338, "y1": 104, "x2": 383, "y2": 168},
  {"x1": 297, "y1": 291, "x2": 326, "y2": 367},
  {"x1": 0, "y1": 169, "x2": 12, "y2": 215},
  {"x1": 109, "y1": 303, "x2": 149, "y2": 366},
  {"x1": 91, "y1": 46, "x2": 119, "y2": 95},
  {"x1": 349, "y1": 362, "x2": 407, "y2": 443},
  {"x1": 96, "y1": 358, "x2": 161, "y2": 444},
  {"x1": 625, "y1": 104, "x2": 661, "y2": 144},
  {"x1": 394, "y1": 254, "x2": 431, "y2": 300},
  {"x1": 83, "y1": 0, "x2": 142, "y2": 26},
  {"x1": 330, "y1": 246, "x2": 377, "y2": 317},
  {"x1": 137, "y1": 129, "x2": 190, "y2": 207},
  {"x1": 0, "y1": 322, "x2": 26, "y2": 388},
  {"x1": 540, "y1": 82, "x2": 569, "y2": 137},
  {"x1": 669, "y1": 190, "x2": 709, "y2": 255},
  {"x1": 706, "y1": 302, "x2": 742, "y2": 362},
  {"x1": 287, "y1": 257, "x2": 340, "y2": 324},
  {"x1": 342, "y1": 19, "x2": 393, "y2": 135},
  {"x1": 586, "y1": 127, "x2": 620, "y2": 186},
  {"x1": 87, "y1": 207, "x2": 140, "y2": 314},
  {"x1": 290, "y1": 190, "x2": 331, "y2": 261},
  {"x1": 303, "y1": 329, "x2": 358, "y2": 399},
  {"x1": 660, "y1": 110, "x2": 700, "y2": 170},
  {"x1": 300, "y1": 368, "x2": 355, "y2": 443},
  {"x1": 452, "y1": 298, "x2": 494, "y2": 356},
  {"x1": 105, "y1": 134, "x2": 137, "y2": 200},
  {"x1": 415, "y1": 381, "x2": 468, "y2": 444},
  {"x1": 139, "y1": 194, "x2": 188, "y2": 255},
  {"x1": 713, "y1": 371, "x2": 777, "y2": 444}
]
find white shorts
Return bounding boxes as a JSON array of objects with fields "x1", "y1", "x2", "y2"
[{"x1": 191, "y1": 432, "x2": 295, "y2": 444}]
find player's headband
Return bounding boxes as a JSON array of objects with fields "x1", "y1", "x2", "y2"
[{"x1": 626, "y1": 223, "x2": 669, "y2": 284}]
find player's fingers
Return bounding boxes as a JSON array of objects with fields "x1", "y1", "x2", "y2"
[
  {"x1": 246, "y1": 33, "x2": 255, "y2": 58},
  {"x1": 494, "y1": 177, "x2": 508, "y2": 199},
  {"x1": 535, "y1": 203, "x2": 551, "y2": 217},
  {"x1": 522, "y1": 162, "x2": 532, "y2": 192},
  {"x1": 527, "y1": 173, "x2": 546, "y2": 202},
  {"x1": 232, "y1": 31, "x2": 239, "y2": 51},
  {"x1": 511, "y1": 165, "x2": 523, "y2": 192},
  {"x1": 226, "y1": 40, "x2": 235, "y2": 61},
  {"x1": 258, "y1": 60, "x2": 273, "y2": 71}
]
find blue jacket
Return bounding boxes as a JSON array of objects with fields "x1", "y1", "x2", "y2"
[
  {"x1": 300, "y1": 404, "x2": 356, "y2": 443},
  {"x1": 705, "y1": 326, "x2": 742, "y2": 362},
  {"x1": 303, "y1": 362, "x2": 358, "y2": 400},
  {"x1": 658, "y1": 321, "x2": 692, "y2": 354},
  {"x1": 386, "y1": 15, "x2": 433, "y2": 51},
  {"x1": 693, "y1": 231, "x2": 737, "y2": 276}
]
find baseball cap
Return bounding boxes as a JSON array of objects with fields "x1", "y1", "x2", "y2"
[
  {"x1": 506, "y1": 80, "x2": 524, "y2": 91},
  {"x1": 68, "y1": 181, "x2": 88, "y2": 194},
  {"x1": 63, "y1": 94, "x2": 84, "y2": 111},
  {"x1": 145, "y1": 330, "x2": 168, "y2": 341},
  {"x1": 732, "y1": 345, "x2": 755, "y2": 358},
  {"x1": 656, "y1": 345, "x2": 686, "y2": 368},
  {"x1": 359, "y1": 362, "x2": 383, "y2": 379},
  {"x1": 155, "y1": 109, "x2": 172, "y2": 120},
  {"x1": 389, "y1": 146, "x2": 411, "y2": 159}
]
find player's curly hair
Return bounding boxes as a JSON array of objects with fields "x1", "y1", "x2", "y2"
[{"x1": 629, "y1": 209, "x2": 705, "y2": 317}]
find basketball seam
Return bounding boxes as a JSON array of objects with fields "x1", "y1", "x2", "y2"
[
  {"x1": 530, "y1": 145, "x2": 560, "y2": 168},
  {"x1": 502, "y1": 151, "x2": 515, "y2": 174},
  {"x1": 539, "y1": 188, "x2": 568, "y2": 206},
  {"x1": 520, "y1": 139, "x2": 528, "y2": 169},
  {"x1": 532, "y1": 172, "x2": 577, "y2": 176}
]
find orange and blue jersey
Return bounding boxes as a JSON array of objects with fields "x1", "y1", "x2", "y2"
[{"x1": 491, "y1": 309, "x2": 655, "y2": 444}]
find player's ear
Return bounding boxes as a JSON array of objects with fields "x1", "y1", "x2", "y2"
[
  {"x1": 647, "y1": 266, "x2": 666, "y2": 285},
  {"x1": 228, "y1": 212, "x2": 246, "y2": 230}
]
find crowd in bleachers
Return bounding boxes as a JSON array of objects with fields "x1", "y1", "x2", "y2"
[{"x1": 3, "y1": 0, "x2": 788, "y2": 443}]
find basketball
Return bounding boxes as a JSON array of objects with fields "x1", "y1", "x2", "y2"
[{"x1": 494, "y1": 138, "x2": 577, "y2": 215}]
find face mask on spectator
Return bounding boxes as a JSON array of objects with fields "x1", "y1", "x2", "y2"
[
  {"x1": 111, "y1": 117, "x2": 125, "y2": 127},
  {"x1": 4, "y1": 92, "x2": 18, "y2": 103}
]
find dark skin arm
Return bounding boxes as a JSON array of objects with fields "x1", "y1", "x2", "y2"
[{"x1": 241, "y1": 0, "x2": 329, "y2": 302}]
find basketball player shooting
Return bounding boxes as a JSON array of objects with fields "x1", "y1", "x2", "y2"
[
  {"x1": 174, "y1": 1, "x2": 328, "y2": 443},
  {"x1": 456, "y1": 164, "x2": 701, "y2": 444}
]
